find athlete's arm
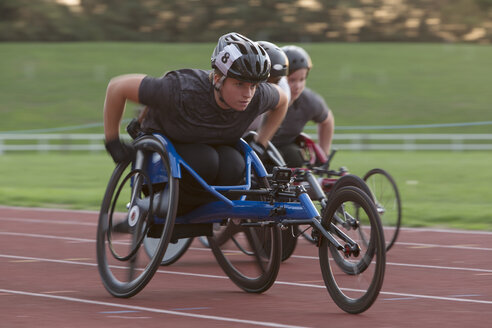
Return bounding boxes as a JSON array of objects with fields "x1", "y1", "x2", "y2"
[
  {"x1": 103, "y1": 74, "x2": 146, "y2": 141},
  {"x1": 318, "y1": 110, "x2": 335, "y2": 155},
  {"x1": 256, "y1": 84, "x2": 288, "y2": 147}
]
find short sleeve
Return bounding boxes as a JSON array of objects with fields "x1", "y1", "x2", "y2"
[
  {"x1": 138, "y1": 75, "x2": 175, "y2": 109},
  {"x1": 257, "y1": 82, "x2": 280, "y2": 115},
  {"x1": 310, "y1": 91, "x2": 330, "y2": 123}
]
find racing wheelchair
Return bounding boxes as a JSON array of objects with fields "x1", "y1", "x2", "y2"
[
  {"x1": 143, "y1": 131, "x2": 401, "y2": 265},
  {"x1": 96, "y1": 133, "x2": 386, "y2": 314}
]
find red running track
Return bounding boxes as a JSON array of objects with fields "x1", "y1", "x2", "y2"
[{"x1": 1, "y1": 205, "x2": 492, "y2": 327}]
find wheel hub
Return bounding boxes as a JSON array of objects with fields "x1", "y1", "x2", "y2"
[{"x1": 128, "y1": 205, "x2": 140, "y2": 228}]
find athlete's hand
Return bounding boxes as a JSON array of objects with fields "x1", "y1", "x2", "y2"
[
  {"x1": 104, "y1": 138, "x2": 135, "y2": 163},
  {"x1": 126, "y1": 118, "x2": 141, "y2": 139},
  {"x1": 248, "y1": 140, "x2": 267, "y2": 161}
]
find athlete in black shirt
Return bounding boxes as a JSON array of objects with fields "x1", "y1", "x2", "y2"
[{"x1": 103, "y1": 33, "x2": 288, "y2": 214}]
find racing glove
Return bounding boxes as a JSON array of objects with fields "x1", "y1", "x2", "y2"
[
  {"x1": 126, "y1": 118, "x2": 142, "y2": 140},
  {"x1": 248, "y1": 140, "x2": 267, "y2": 161},
  {"x1": 104, "y1": 138, "x2": 135, "y2": 164}
]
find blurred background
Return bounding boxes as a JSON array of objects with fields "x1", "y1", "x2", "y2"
[
  {"x1": 2, "y1": 0, "x2": 492, "y2": 43},
  {"x1": 0, "y1": 0, "x2": 491, "y2": 229}
]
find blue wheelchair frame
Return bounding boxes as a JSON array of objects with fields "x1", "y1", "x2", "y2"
[{"x1": 144, "y1": 133, "x2": 344, "y2": 248}]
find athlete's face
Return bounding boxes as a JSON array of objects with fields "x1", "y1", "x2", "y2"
[
  {"x1": 217, "y1": 77, "x2": 257, "y2": 111},
  {"x1": 287, "y1": 68, "x2": 308, "y2": 103}
]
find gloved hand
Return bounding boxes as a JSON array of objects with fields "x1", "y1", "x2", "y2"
[
  {"x1": 126, "y1": 118, "x2": 142, "y2": 140},
  {"x1": 248, "y1": 140, "x2": 267, "y2": 161},
  {"x1": 105, "y1": 138, "x2": 135, "y2": 163}
]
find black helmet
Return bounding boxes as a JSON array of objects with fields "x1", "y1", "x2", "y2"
[
  {"x1": 281, "y1": 45, "x2": 312, "y2": 74},
  {"x1": 257, "y1": 41, "x2": 289, "y2": 78},
  {"x1": 211, "y1": 32, "x2": 271, "y2": 83}
]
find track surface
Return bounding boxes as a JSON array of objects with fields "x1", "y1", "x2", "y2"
[{"x1": 1, "y1": 205, "x2": 492, "y2": 327}]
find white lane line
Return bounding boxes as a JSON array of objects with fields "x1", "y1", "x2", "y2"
[
  {"x1": 2, "y1": 232, "x2": 492, "y2": 273},
  {"x1": 0, "y1": 217, "x2": 97, "y2": 226},
  {"x1": 272, "y1": 282, "x2": 492, "y2": 305},
  {"x1": 399, "y1": 227, "x2": 492, "y2": 235},
  {"x1": 396, "y1": 242, "x2": 492, "y2": 251},
  {"x1": 0, "y1": 289, "x2": 310, "y2": 328},
  {"x1": 386, "y1": 261, "x2": 492, "y2": 273},
  {"x1": 1, "y1": 254, "x2": 492, "y2": 305},
  {"x1": 0, "y1": 232, "x2": 94, "y2": 243}
]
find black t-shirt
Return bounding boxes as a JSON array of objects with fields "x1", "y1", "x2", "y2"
[
  {"x1": 271, "y1": 87, "x2": 330, "y2": 147},
  {"x1": 139, "y1": 69, "x2": 279, "y2": 145}
]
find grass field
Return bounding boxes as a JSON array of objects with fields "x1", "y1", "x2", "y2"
[
  {"x1": 1, "y1": 151, "x2": 491, "y2": 231},
  {"x1": 1, "y1": 42, "x2": 491, "y2": 133},
  {"x1": 0, "y1": 42, "x2": 491, "y2": 231}
]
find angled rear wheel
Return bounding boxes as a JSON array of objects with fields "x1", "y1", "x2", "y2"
[
  {"x1": 144, "y1": 237, "x2": 193, "y2": 266},
  {"x1": 96, "y1": 136, "x2": 179, "y2": 297},
  {"x1": 207, "y1": 177, "x2": 282, "y2": 293},
  {"x1": 363, "y1": 168, "x2": 402, "y2": 251}
]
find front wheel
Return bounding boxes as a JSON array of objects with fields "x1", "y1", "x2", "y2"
[{"x1": 319, "y1": 186, "x2": 386, "y2": 314}]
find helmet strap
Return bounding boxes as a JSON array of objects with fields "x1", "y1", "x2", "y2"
[
  {"x1": 213, "y1": 74, "x2": 226, "y2": 91},
  {"x1": 213, "y1": 75, "x2": 232, "y2": 109}
]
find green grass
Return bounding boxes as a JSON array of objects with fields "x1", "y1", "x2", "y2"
[
  {"x1": 333, "y1": 151, "x2": 492, "y2": 231},
  {"x1": 1, "y1": 151, "x2": 491, "y2": 231},
  {"x1": 0, "y1": 42, "x2": 491, "y2": 231},
  {"x1": 0, "y1": 153, "x2": 113, "y2": 210},
  {"x1": 1, "y1": 42, "x2": 491, "y2": 133}
]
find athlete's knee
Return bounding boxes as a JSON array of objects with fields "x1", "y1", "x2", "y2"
[
  {"x1": 279, "y1": 143, "x2": 304, "y2": 167},
  {"x1": 175, "y1": 143, "x2": 219, "y2": 183},
  {"x1": 216, "y1": 145, "x2": 245, "y2": 185}
]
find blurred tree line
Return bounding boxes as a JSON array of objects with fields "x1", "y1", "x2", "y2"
[{"x1": 1, "y1": 0, "x2": 492, "y2": 43}]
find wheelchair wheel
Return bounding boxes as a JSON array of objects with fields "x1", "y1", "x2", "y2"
[
  {"x1": 197, "y1": 223, "x2": 231, "y2": 249},
  {"x1": 143, "y1": 237, "x2": 193, "y2": 266},
  {"x1": 327, "y1": 174, "x2": 373, "y2": 202},
  {"x1": 207, "y1": 177, "x2": 282, "y2": 293},
  {"x1": 96, "y1": 137, "x2": 179, "y2": 298},
  {"x1": 363, "y1": 168, "x2": 402, "y2": 251},
  {"x1": 281, "y1": 226, "x2": 298, "y2": 262},
  {"x1": 319, "y1": 186, "x2": 385, "y2": 314},
  {"x1": 326, "y1": 174, "x2": 379, "y2": 273}
]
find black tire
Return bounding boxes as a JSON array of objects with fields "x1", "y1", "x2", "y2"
[
  {"x1": 327, "y1": 174, "x2": 373, "y2": 202},
  {"x1": 363, "y1": 168, "x2": 402, "y2": 251},
  {"x1": 207, "y1": 176, "x2": 282, "y2": 293},
  {"x1": 319, "y1": 186, "x2": 386, "y2": 314},
  {"x1": 281, "y1": 226, "x2": 298, "y2": 262},
  {"x1": 96, "y1": 136, "x2": 179, "y2": 298},
  {"x1": 143, "y1": 237, "x2": 193, "y2": 266}
]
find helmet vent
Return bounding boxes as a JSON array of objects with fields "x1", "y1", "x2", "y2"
[
  {"x1": 262, "y1": 61, "x2": 268, "y2": 74},
  {"x1": 244, "y1": 59, "x2": 253, "y2": 73},
  {"x1": 258, "y1": 46, "x2": 266, "y2": 56},
  {"x1": 237, "y1": 43, "x2": 247, "y2": 54},
  {"x1": 250, "y1": 44, "x2": 259, "y2": 55}
]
